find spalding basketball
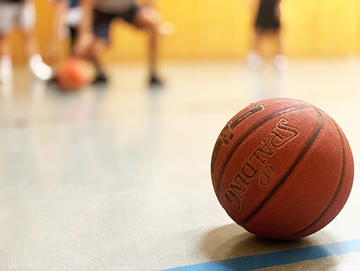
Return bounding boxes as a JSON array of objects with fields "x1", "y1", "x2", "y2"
[
  {"x1": 211, "y1": 98, "x2": 354, "y2": 240},
  {"x1": 56, "y1": 57, "x2": 95, "y2": 91}
]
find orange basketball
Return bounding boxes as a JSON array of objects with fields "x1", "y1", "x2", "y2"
[
  {"x1": 211, "y1": 98, "x2": 354, "y2": 240},
  {"x1": 56, "y1": 57, "x2": 95, "y2": 91}
]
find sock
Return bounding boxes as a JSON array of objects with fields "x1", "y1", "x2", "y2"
[{"x1": 29, "y1": 54, "x2": 42, "y2": 67}]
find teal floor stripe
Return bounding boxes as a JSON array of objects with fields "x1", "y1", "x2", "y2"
[{"x1": 164, "y1": 239, "x2": 360, "y2": 271}]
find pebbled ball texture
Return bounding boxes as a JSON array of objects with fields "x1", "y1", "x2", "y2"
[{"x1": 211, "y1": 98, "x2": 354, "y2": 240}]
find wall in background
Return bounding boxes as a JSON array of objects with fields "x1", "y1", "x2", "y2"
[{"x1": 8, "y1": 0, "x2": 360, "y2": 64}]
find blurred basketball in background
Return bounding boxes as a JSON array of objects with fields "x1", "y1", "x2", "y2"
[
  {"x1": 55, "y1": 57, "x2": 95, "y2": 91},
  {"x1": 211, "y1": 98, "x2": 354, "y2": 240}
]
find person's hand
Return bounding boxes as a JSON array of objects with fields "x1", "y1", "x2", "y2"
[{"x1": 74, "y1": 32, "x2": 94, "y2": 57}]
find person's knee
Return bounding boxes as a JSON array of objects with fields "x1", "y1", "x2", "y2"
[
  {"x1": 135, "y1": 7, "x2": 162, "y2": 30},
  {"x1": 74, "y1": 33, "x2": 95, "y2": 57}
]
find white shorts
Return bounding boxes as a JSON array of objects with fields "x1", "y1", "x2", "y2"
[
  {"x1": 65, "y1": 7, "x2": 82, "y2": 27},
  {"x1": 0, "y1": 2, "x2": 36, "y2": 34}
]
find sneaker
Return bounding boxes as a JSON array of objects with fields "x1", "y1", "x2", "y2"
[
  {"x1": 92, "y1": 69, "x2": 108, "y2": 84},
  {"x1": 29, "y1": 55, "x2": 53, "y2": 81},
  {"x1": 274, "y1": 54, "x2": 288, "y2": 71},
  {"x1": 0, "y1": 71, "x2": 12, "y2": 85},
  {"x1": 149, "y1": 74, "x2": 163, "y2": 87},
  {"x1": 246, "y1": 51, "x2": 263, "y2": 70},
  {"x1": 0, "y1": 56, "x2": 12, "y2": 85}
]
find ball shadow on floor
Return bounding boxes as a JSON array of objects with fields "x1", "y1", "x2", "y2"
[{"x1": 200, "y1": 223, "x2": 338, "y2": 270}]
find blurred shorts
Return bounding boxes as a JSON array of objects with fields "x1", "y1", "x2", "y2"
[
  {"x1": 0, "y1": 2, "x2": 36, "y2": 34},
  {"x1": 93, "y1": 4, "x2": 140, "y2": 42},
  {"x1": 66, "y1": 6, "x2": 82, "y2": 27},
  {"x1": 255, "y1": 11, "x2": 280, "y2": 32}
]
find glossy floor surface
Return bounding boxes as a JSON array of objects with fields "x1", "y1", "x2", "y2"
[{"x1": 0, "y1": 59, "x2": 359, "y2": 270}]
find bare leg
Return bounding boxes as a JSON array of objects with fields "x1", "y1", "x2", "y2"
[
  {"x1": 133, "y1": 6, "x2": 163, "y2": 86},
  {"x1": 273, "y1": 30, "x2": 288, "y2": 70},
  {"x1": 0, "y1": 34, "x2": 10, "y2": 58},
  {"x1": 22, "y1": 28, "x2": 53, "y2": 80},
  {"x1": 21, "y1": 2, "x2": 52, "y2": 80},
  {"x1": 247, "y1": 28, "x2": 263, "y2": 69},
  {"x1": 88, "y1": 38, "x2": 106, "y2": 67},
  {"x1": 253, "y1": 29, "x2": 263, "y2": 54},
  {"x1": 274, "y1": 30, "x2": 282, "y2": 55},
  {"x1": 149, "y1": 24, "x2": 158, "y2": 80},
  {"x1": 87, "y1": 38, "x2": 108, "y2": 82},
  {"x1": 0, "y1": 34, "x2": 12, "y2": 84},
  {"x1": 22, "y1": 27, "x2": 39, "y2": 58},
  {"x1": 75, "y1": 33, "x2": 108, "y2": 83}
]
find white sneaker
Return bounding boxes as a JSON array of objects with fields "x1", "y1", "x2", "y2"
[
  {"x1": 29, "y1": 54, "x2": 53, "y2": 81},
  {"x1": 246, "y1": 51, "x2": 263, "y2": 70},
  {"x1": 274, "y1": 54, "x2": 288, "y2": 71},
  {"x1": 0, "y1": 55, "x2": 12, "y2": 85},
  {"x1": 0, "y1": 70, "x2": 12, "y2": 85}
]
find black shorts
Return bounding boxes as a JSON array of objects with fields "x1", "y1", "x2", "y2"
[
  {"x1": 69, "y1": 26, "x2": 78, "y2": 52},
  {"x1": 255, "y1": 0, "x2": 280, "y2": 32},
  {"x1": 93, "y1": 4, "x2": 140, "y2": 42},
  {"x1": 255, "y1": 16, "x2": 280, "y2": 32}
]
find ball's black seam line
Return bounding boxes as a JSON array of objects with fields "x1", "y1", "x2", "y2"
[
  {"x1": 241, "y1": 108, "x2": 323, "y2": 225},
  {"x1": 278, "y1": 115, "x2": 347, "y2": 239},
  {"x1": 215, "y1": 105, "x2": 311, "y2": 195}
]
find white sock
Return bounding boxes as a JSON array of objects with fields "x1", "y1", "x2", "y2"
[{"x1": 29, "y1": 54, "x2": 42, "y2": 66}]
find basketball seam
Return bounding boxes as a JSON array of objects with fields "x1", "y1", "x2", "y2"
[
  {"x1": 230, "y1": 105, "x2": 265, "y2": 130},
  {"x1": 240, "y1": 107, "x2": 323, "y2": 225},
  {"x1": 277, "y1": 116, "x2": 347, "y2": 240},
  {"x1": 211, "y1": 105, "x2": 264, "y2": 174},
  {"x1": 215, "y1": 105, "x2": 311, "y2": 196}
]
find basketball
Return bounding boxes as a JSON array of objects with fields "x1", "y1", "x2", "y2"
[
  {"x1": 211, "y1": 98, "x2": 354, "y2": 240},
  {"x1": 55, "y1": 57, "x2": 95, "y2": 91}
]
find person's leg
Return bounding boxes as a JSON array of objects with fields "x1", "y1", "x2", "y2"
[
  {"x1": 66, "y1": 4, "x2": 83, "y2": 54},
  {"x1": 83, "y1": 9, "x2": 114, "y2": 83},
  {"x1": 0, "y1": 34, "x2": 13, "y2": 85},
  {"x1": 69, "y1": 26, "x2": 78, "y2": 54},
  {"x1": 75, "y1": 33, "x2": 107, "y2": 83},
  {"x1": 19, "y1": 2, "x2": 52, "y2": 80},
  {"x1": 253, "y1": 28, "x2": 263, "y2": 54},
  {"x1": 0, "y1": 3, "x2": 16, "y2": 84},
  {"x1": 273, "y1": 29, "x2": 288, "y2": 70},
  {"x1": 274, "y1": 30, "x2": 282, "y2": 56},
  {"x1": 130, "y1": 5, "x2": 164, "y2": 86},
  {"x1": 247, "y1": 28, "x2": 264, "y2": 69},
  {"x1": 86, "y1": 37, "x2": 107, "y2": 83}
]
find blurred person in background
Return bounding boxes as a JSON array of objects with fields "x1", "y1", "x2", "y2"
[
  {"x1": 48, "y1": 0, "x2": 108, "y2": 83},
  {"x1": 75, "y1": 0, "x2": 171, "y2": 87},
  {"x1": 48, "y1": 0, "x2": 82, "y2": 60},
  {"x1": 247, "y1": 0, "x2": 288, "y2": 70},
  {"x1": 0, "y1": 0, "x2": 52, "y2": 84}
]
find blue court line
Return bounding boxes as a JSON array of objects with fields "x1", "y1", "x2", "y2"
[{"x1": 164, "y1": 239, "x2": 360, "y2": 271}]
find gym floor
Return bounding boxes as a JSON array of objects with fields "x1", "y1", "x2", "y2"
[{"x1": 0, "y1": 59, "x2": 359, "y2": 270}]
